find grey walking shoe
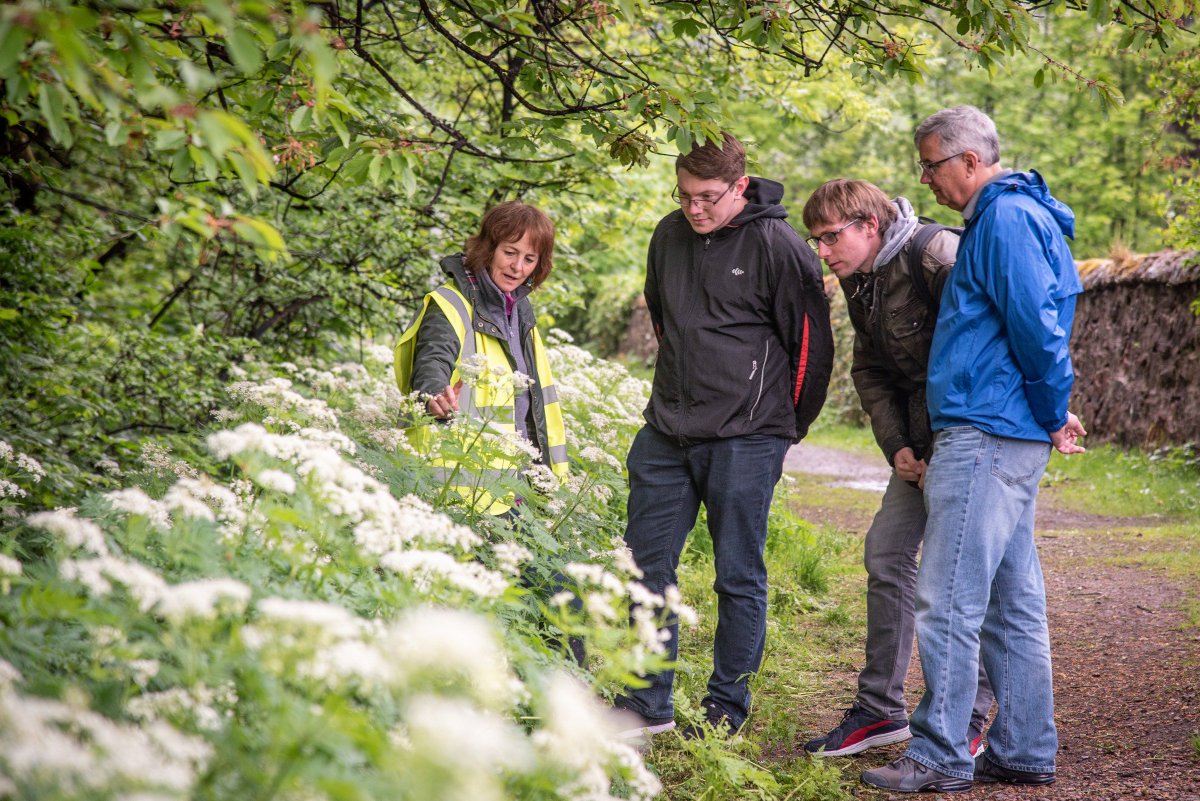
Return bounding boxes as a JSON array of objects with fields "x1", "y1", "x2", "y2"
[{"x1": 861, "y1": 756, "x2": 973, "y2": 793}]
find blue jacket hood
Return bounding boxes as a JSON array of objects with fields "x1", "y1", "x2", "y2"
[{"x1": 975, "y1": 170, "x2": 1075, "y2": 241}]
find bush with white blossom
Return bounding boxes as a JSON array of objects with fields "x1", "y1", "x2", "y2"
[{"x1": 0, "y1": 336, "x2": 680, "y2": 801}]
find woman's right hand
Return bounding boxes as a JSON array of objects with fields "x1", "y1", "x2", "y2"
[{"x1": 425, "y1": 381, "x2": 463, "y2": 419}]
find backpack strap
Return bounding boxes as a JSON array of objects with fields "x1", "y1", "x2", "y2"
[{"x1": 906, "y1": 221, "x2": 960, "y2": 314}]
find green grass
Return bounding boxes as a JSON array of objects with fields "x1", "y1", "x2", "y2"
[
  {"x1": 804, "y1": 415, "x2": 879, "y2": 457},
  {"x1": 1042, "y1": 442, "x2": 1200, "y2": 518}
]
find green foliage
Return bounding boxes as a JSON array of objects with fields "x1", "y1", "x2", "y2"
[{"x1": 1043, "y1": 442, "x2": 1200, "y2": 518}]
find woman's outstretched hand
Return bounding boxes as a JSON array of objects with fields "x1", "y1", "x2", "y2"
[{"x1": 426, "y1": 380, "x2": 464, "y2": 419}]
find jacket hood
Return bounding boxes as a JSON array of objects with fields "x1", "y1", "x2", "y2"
[
  {"x1": 731, "y1": 177, "x2": 789, "y2": 226},
  {"x1": 977, "y1": 170, "x2": 1075, "y2": 240}
]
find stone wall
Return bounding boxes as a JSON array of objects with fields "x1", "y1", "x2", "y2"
[{"x1": 1071, "y1": 250, "x2": 1200, "y2": 448}]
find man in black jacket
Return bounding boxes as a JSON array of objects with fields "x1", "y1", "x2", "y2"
[{"x1": 616, "y1": 132, "x2": 833, "y2": 739}]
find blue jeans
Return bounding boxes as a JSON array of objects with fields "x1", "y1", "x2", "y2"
[
  {"x1": 860, "y1": 472, "x2": 993, "y2": 726},
  {"x1": 620, "y1": 425, "x2": 791, "y2": 727},
  {"x1": 906, "y1": 426, "x2": 1057, "y2": 781}
]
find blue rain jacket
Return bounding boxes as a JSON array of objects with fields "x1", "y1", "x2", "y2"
[{"x1": 927, "y1": 171, "x2": 1082, "y2": 442}]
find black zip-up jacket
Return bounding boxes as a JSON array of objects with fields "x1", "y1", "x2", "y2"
[{"x1": 643, "y1": 177, "x2": 834, "y2": 444}]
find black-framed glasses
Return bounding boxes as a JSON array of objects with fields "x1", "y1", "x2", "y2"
[
  {"x1": 671, "y1": 182, "x2": 735, "y2": 208},
  {"x1": 805, "y1": 218, "x2": 862, "y2": 250},
  {"x1": 917, "y1": 152, "x2": 965, "y2": 176}
]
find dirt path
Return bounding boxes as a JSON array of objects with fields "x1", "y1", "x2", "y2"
[{"x1": 783, "y1": 443, "x2": 1200, "y2": 800}]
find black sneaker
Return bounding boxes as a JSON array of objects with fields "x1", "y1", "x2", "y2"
[
  {"x1": 804, "y1": 704, "x2": 911, "y2": 757},
  {"x1": 974, "y1": 753, "x2": 1055, "y2": 786},
  {"x1": 680, "y1": 699, "x2": 739, "y2": 740}
]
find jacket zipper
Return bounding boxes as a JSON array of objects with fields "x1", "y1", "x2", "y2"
[{"x1": 748, "y1": 341, "x2": 768, "y2": 420}]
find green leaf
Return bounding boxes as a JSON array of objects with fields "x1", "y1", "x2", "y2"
[
  {"x1": 37, "y1": 84, "x2": 73, "y2": 148},
  {"x1": 1033, "y1": 68, "x2": 1044, "y2": 88},
  {"x1": 0, "y1": 21, "x2": 29, "y2": 77},
  {"x1": 367, "y1": 153, "x2": 387, "y2": 186},
  {"x1": 290, "y1": 104, "x2": 311, "y2": 133},
  {"x1": 0, "y1": 308, "x2": 20, "y2": 321},
  {"x1": 232, "y1": 217, "x2": 288, "y2": 256},
  {"x1": 226, "y1": 27, "x2": 263, "y2": 75}
]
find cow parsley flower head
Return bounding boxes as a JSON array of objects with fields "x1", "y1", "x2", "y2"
[{"x1": 27, "y1": 509, "x2": 109, "y2": 556}]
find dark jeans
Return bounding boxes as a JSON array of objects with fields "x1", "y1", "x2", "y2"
[{"x1": 619, "y1": 425, "x2": 791, "y2": 727}]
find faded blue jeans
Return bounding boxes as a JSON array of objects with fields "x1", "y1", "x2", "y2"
[
  {"x1": 860, "y1": 472, "x2": 993, "y2": 729},
  {"x1": 906, "y1": 426, "x2": 1057, "y2": 781},
  {"x1": 619, "y1": 425, "x2": 791, "y2": 728}
]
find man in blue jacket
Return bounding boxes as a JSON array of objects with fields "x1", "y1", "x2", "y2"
[
  {"x1": 861, "y1": 105, "x2": 1087, "y2": 793},
  {"x1": 616, "y1": 132, "x2": 833, "y2": 740}
]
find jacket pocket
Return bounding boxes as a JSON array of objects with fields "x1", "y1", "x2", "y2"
[
  {"x1": 887, "y1": 297, "x2": 930, "y2": 341},
  {"x1": 745, "y1": 340, "x2": 770, "y2": 421}
]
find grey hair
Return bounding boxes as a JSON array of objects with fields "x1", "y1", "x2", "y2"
[{"x1": 914, "y1": 105, "x2": 1001, "y2": 166}]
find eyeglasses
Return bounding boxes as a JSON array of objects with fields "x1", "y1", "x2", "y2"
[
  {"x1": 671, "y1": 182, "x2": 735, "y2": 209},
  {"x1": 805, "y1": 218, "x2": 862, "y2": 250},
  {"x1": 917, "y1": 152, "x2": 965, "y2": 176}
]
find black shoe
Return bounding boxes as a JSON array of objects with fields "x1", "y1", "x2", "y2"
[
  {"x1": 804, "y1": 704, "x2": 911, "y2": 757},
  {"x1": 974, "y1": 753, "x2": 1055, "y2": 785},
  {"x1": 861, "y1": 756, "x2": 973, "y2": 793},
  {"x1": 680, "y1": 699, "x2": 739, "y2": 740}
]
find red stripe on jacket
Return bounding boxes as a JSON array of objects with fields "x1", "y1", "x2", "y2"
[{"x1": 793, "y1": 315, "x2": 810, "y2": 405}]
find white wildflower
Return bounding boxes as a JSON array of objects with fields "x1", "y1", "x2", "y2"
[
  {"x1": 27, "y1": 509, "x2": 109, "y2": 555},
  {"x1": 105, "y1": 487, "x2": 171, "y2": 529},
  {"x1": 156, "y1": 578, "x2": 252, "y2": 623},
  {"x1": 380, "y1": 550, "x2": 508, "y2": 598},
  {"x1": 564, "y1": 563, "x2": 625, "y2": 595},
  {"x1": 0, "y1": 479, "x2": 26, "y2": 499},
  {"x1": 492, "y1": 542, "x2": 531, "y2": 576},
  {"x1": 533, "y1": 672, "x2": 619, "y2": 765},
  {"x1": 254, "y1": 469, "x2": 296, "y2": 494},
  {"x1": 364, "y1": 344, "x2": 394, "y2": 365},
  {"x1": 0, "y1": 687, "x2": 212, "y2": 796},
  {"x1": 15, "y1": 453, "x2": 45, "y2": 482},
  {"x1": 140, "y1": 442, "x2": 200, "y2": 480},
  {"x1": 0, "y1": 554, "x2": 19, "y2": 581},
  {"x1": 524, "y1": 462, "x2": 560, "y2": 493},
  {"x1": 0, "y1": 441, "x2": 11, "y2": 461},
  {"x1": 95, "y1": 458, "x2": 122, "y2": 476},
  {"x1": 578, "y1": 446, "x2": 622, "y2": 472},
  {"x1": 128, "y1": 659, "x2": 161, "y2": 688},
  {"x1": 405, "y1": 694, "x2": 533, "y2": 775},
  {"x1": 609, "y1": 542, "x2": 643, "y2": 578},
  {"x1": 386, "y1": 608, "x2": 512, "y2": 705},
  {"x1": 59, "y1": 556, "x2": 168, "y2": 611}
]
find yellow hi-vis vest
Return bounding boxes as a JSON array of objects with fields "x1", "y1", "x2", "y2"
[{"x1": 394, "y1": 283, "x2": 569, "y2": 514}]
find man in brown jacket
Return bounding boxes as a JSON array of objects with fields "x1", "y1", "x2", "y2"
[{"x1": 800, "y1": 179, "x2": 993, "y2": 759}]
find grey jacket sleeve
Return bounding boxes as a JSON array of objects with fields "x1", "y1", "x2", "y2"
[{"x1": 410, "y1": 304, "x2": 462, "y2": 396}]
